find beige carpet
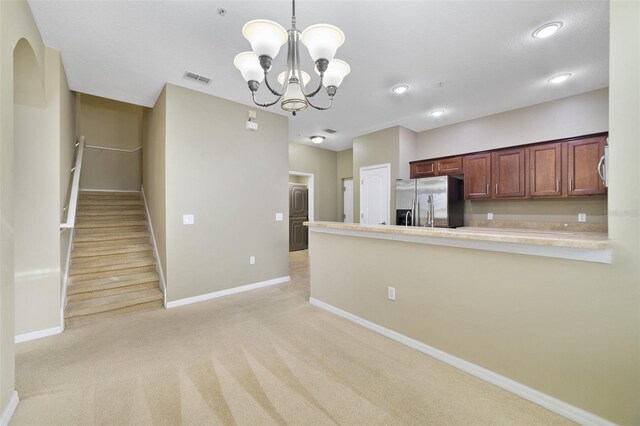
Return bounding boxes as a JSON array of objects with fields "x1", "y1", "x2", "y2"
[{"x1": 13, "y1": 250, "x2": 571, "y2": 425}]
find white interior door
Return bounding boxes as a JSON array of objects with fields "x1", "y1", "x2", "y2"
[
  {"x1": 343, "y1": 178, "x2": 353, "y2": 223},
  {"x1": 360, "y1": 164, "x2": 390, "y2": 225}
]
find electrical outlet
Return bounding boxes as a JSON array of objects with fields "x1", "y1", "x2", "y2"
[
  {"x1": 387, "y1": 286, "x2": 396, "y2": 301},
  {"x1": 578, "y1": 213, "x2": 587, "y2": 223},
  {"x1": 487, "y1": 212, "x2": 494, "y2": 220},
  {"x1": 249, "y1": 256, "x2": 255, "y2": 265},
  {"x1": 182, "y1": 214, "x2": 194, "y2": 225}
]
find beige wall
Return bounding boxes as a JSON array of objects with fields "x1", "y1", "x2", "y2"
[
  {"x1": 1, "y1": 0, "x2": 48, "y2": 414},
  {"x1": 398, "y1": 127, "x2": 417, "y2": 180},
  {"x1": 353, "y1": 126, "x2": 400, "y2": 223},
  {"x1": 416, "y1": 88, "x2": 608, "y2": 159},
  {"x1": 310, "y1": 4, "x2": 639, "y2": 424},
  {"x1": 164, "y1": 84, "x2": 289, "y2": 302},
  {"x1": 142, "y1": 87, "x2": 167, "y2": 281},
  {"x1": 288, "y1": 143, "x2": 338, "y2": 221},
  {"x1": 13, "y1": 47, "x2": 75, "y2": 336},
  {"x1": 78, "y1": 93, "x2": 143, "y2": 191},
  {"x1": 337, "y1": 148, "x2": 353, "y2": 221}
]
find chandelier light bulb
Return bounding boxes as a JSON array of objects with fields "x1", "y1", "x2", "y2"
[
  {"x1": 233, "y1": 52, "x2": 264, "y2": 83},
  {"x1": 301, "y1": 24, "x2": 345, "y2": 62},
  {"x1": 242, "y1": 19, "x2": 288, "y2": 59},
  {"x1": 277, "y1": 71, "x2": 312, "y2": 87},
  {"x1": 532, "y1": 22, "x2": 563, "y2": 39},
  {"x1": 548, "y1": 73, "x2": 572, "y2": 84},
  {"x1": 316, "y1": 59, "x2": 351, "y2": 88}
]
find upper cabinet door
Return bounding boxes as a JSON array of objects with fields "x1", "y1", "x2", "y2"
[
  {"x1": 438, "y1": 157, "x2": 463, "y2": 174},
  {"x1": 463, "y1": 153, "x2": 492, "y2": 199},
  {"x1": 528, "y1": 142, "x2": 562, "y2": 197},
  {"x1": 493, "y1": 148, "x2": 526, "y2": 198},
  {"x1": 567, "y1": 137, "x2": 606, "y2": 196},
  {"x1": 410, "y1": 160, "x2": 437, "y2": 178}
]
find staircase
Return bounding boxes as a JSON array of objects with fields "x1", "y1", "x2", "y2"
[{"x1": 65, "y1": 191, "x2": 163, "y2": 326}]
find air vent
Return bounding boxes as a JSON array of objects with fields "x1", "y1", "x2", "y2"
[
  {"x1": 184, "y1": 71, "x2": 212, "y2": 85},
  {"x1": 323, "y1": 128, "x2": 337, "y2": 134}
]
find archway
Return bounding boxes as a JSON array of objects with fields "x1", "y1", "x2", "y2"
[{"x1": 12, "y1": 38, "x2": 59, "y2": 338}]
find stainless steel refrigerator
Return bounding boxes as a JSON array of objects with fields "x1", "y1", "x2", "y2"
[{"x1": 395, "y1": 176, "x2": 464, "y2": 228}]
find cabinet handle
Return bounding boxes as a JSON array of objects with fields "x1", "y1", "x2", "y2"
[
  {"x1": 438, "y1": 163, "x2": 441, "y2": 172},
  {"x1": 569, "y1": 179, "x2": 573, "y2": 192},
  {"x1": 495, "y1": 183, "x2": 498, "y2": 194},
  {"x1": 486, "y1": 184, "x2": 489, "y2": 195},
  {"x1": 556, "y1": 180, "x2": 560, "y2": 192}
]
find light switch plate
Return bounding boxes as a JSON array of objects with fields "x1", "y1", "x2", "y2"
[
  {"x1": 248, "y1": 110, "x2": 257, "y2": 119},
  {"x1": 487, "y1": 213, "x2": 494, "y2": 220},
  {"x1": 578, "y1": 213, "x2": 587, "y2": 223},
  {"x1": 183, "y1": 214, "x2": 194, "y2": 225},
  {"x1": 275, "y1": 212, "x2": 284, "y2": 221},
  {"x1": 387, "y1": 286, "x2": 396, "y2": 301},
  {"x1": 249, "y1": 256, "x2": 255, "y2": 265}
]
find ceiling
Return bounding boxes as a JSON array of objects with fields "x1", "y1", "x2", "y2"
[{"x1": 28, "y1": 1, "x2": 609, "y2": 152}]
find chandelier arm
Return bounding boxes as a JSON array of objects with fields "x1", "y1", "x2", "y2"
[
  {"x1": 251, "y1": 92, "x2": 282, "y2": 108},
  {"x1": 303, "y1": 76, "x2": 324, "y2": 98},
  {"x1": 305, "y1": 95, "x2": 334, "y2": 111},
  {"x1": 263, "y1": 70, "x2": 284, "y2": 97}
]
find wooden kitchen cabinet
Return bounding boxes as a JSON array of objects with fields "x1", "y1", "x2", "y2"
[
  {"x1": 463, "y1": 153, "x2": 492, "y2": 199},
  {"x1": 528, "y1": 142, "x2": 562, "y2": 197},
  {"x1": 492, "y1": 147, "x2": 526, "y2": 198},
  {"x1": 567, "y1": 136, "x2": 606, "y2": 196},
  {"x1": 410, "y1": 160, "x2": 437, "y2": 177},
  {"x1": 410, "y1": 156, "x2": 463, "y2": 178}
]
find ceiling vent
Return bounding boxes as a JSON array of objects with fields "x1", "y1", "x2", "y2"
[
  {"x1": 323, "y1": 128, "x2": 337, "y2": 134},
  {"x1": 184, "y1": 71, "x2": 212, "y2": 85}
]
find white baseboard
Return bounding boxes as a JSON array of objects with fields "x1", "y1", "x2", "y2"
[
  {"x1": 0, "y1": 391, "x2": 18, "y2": 426},
  {"x1": 15, "y1": 326, "x2": 63, "y2": 344},
  {"x1": 167, "y1": 276, "x2": 290, "y2": 309},
  {"x1": 140, "y1": 186, "x2": 167, "y2": 307},
  {"x1": 308, "y1": 297, "x2": 616, "y2": 426}
]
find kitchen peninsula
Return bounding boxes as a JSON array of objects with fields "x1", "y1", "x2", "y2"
[{"x1": 306, "y1": 220, "x2": 617, "y2": 424}]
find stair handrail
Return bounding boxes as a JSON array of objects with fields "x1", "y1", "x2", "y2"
[
  {"x1": 85, "y1": 144, "x2": 142, "y2": 153},
  {"x1": 60, "y1": 135, "x2": 85, "y2": 229}
]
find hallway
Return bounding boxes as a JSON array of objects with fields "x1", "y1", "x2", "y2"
[{"x1": 12, "y1": 251, "x2": 567, "y2": 425}]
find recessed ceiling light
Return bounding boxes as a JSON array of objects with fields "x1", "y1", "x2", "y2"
[
  {"x1": 548, "y1": 73, "x2": 572, "y2": 84},
  {"x1": 392, "y1": 84, "x2": 409, "y2": 95},
  {"x1": 430, "y1": 109, "x2": 445, "y2": 117},
  {"x1": 310, "y1": 135, "x2": 325, "y2": 144},
  {"x1": 532, "y1": 21, "x2": 563, "y2": 39}
]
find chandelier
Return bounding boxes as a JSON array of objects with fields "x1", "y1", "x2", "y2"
[{"x1": 233, "y1": 0, "x2": 350, "y2": 116}]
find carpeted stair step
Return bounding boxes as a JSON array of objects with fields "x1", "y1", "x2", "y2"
[
  {"x1": 71, "y1": 250, "x2": 153, "y2": 266},
  {"x1": 75, "y1": 225, "x2": 149, "y2": 236},
  {"x1": 76, "y1": 209, "x2": 146, "y2": 218},
  {"x1": 76, "y1": 214, "x2": 147, "y2": 223},
  {"x1": 75, "y1": 219, "x2": 148, "y2": 229},
  {"x1": 72, "y1": 242, "x2": 153, "y2": 259},
  {"x1": 65, "y1": 288, "x2": 163, "y2": 326},
  {"x1": 70, "y1": 256, "x2": 157, "y2": 279},
  {"x1": 80, "y1": 191, "x2": 142, "y2": 198},
  {"x1": 78, "y1": 199, "x2": 144, "y2": 207},
  {"x1": 73, "y1": 230, "x2": 150, "y2": 244},
  {"x1": 68, "y1": 271, "x2": 160, "y2": 302}
]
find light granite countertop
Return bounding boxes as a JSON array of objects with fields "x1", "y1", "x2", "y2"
[{"x1": 305, "y1": 221, "x2": 611, "y2": 250}]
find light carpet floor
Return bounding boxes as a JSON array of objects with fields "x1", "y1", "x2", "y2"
[{"x1": 13, "y1": 250, "x2": 571, "y2": 425}]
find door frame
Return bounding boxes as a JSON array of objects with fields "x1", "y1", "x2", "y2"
[
  {"x1": 359, "y1": 163, "x2": 391, "y2": 224},
  {"x1": 342, "y1": 177, "x2": 354, "y2": 223},
  {"x1": 289, "y1": 171, "x2": 314, "y2": 221}
]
